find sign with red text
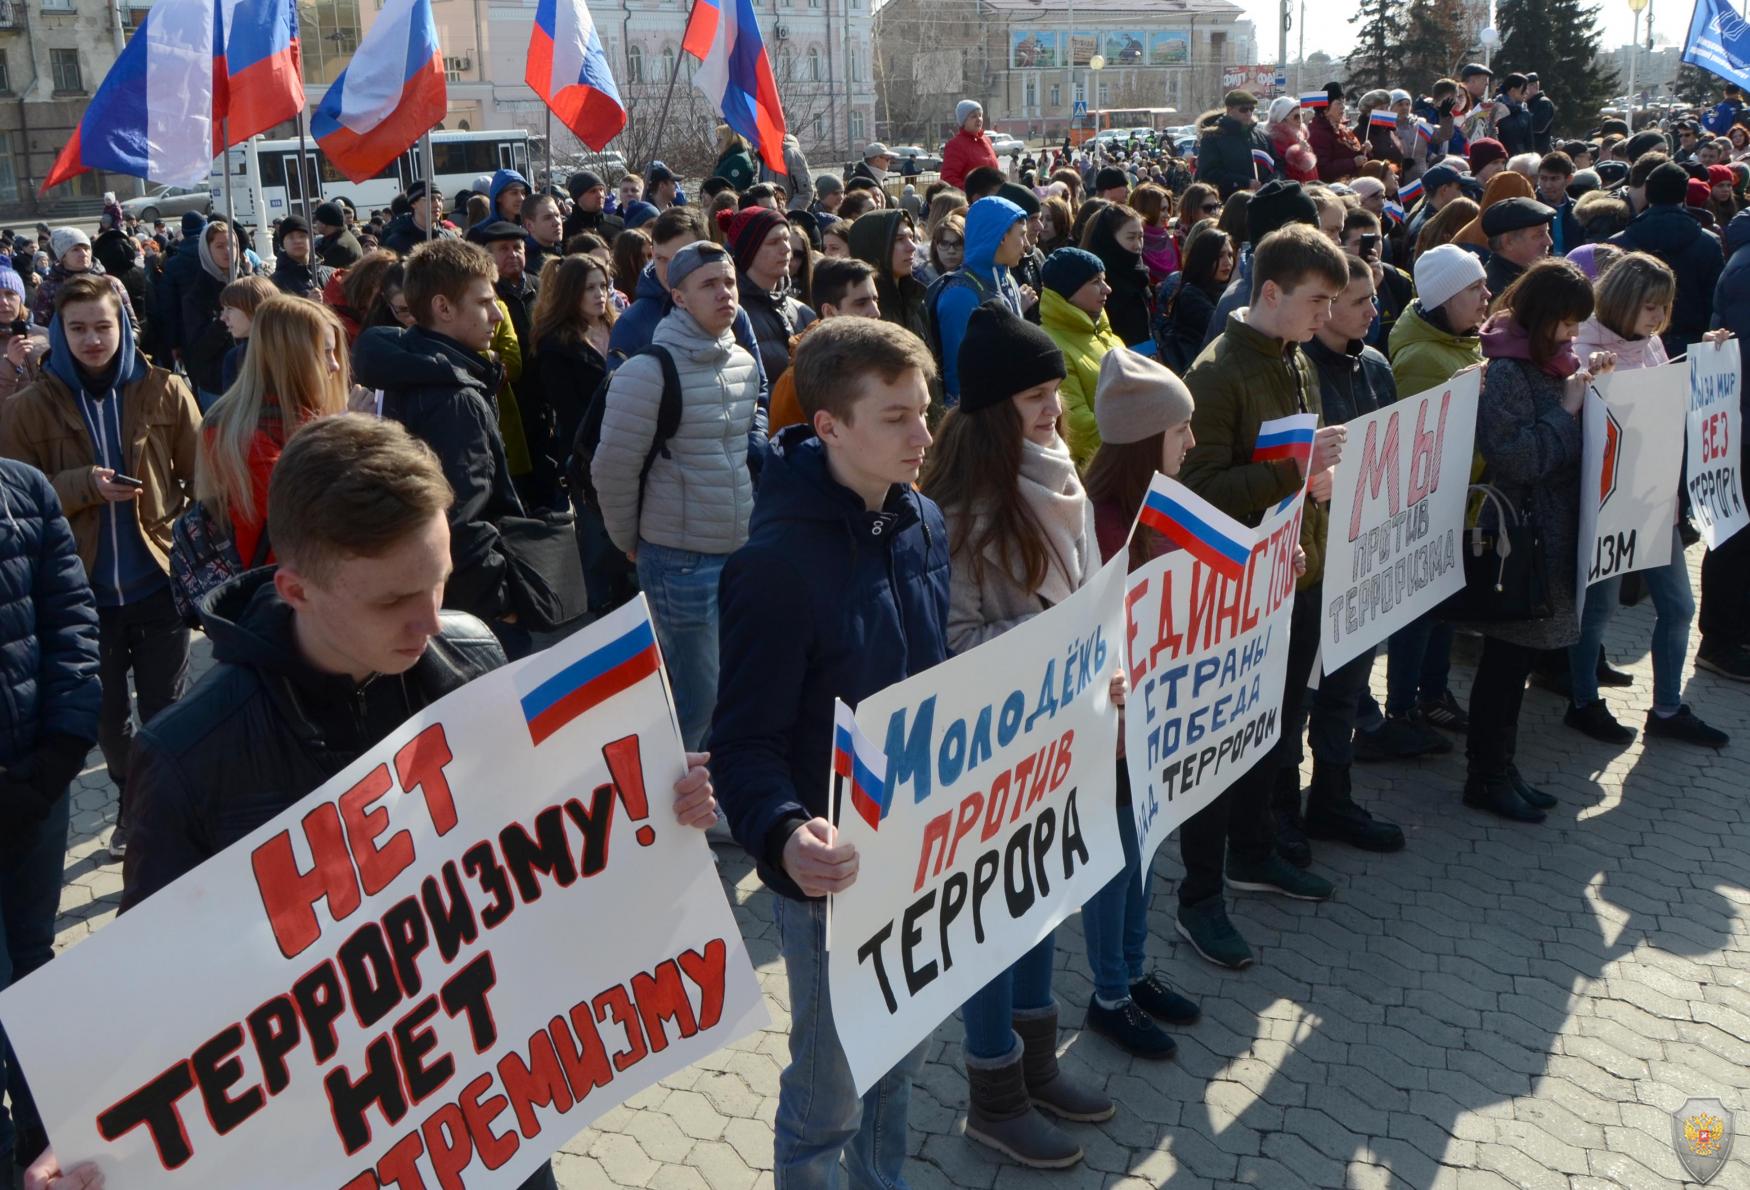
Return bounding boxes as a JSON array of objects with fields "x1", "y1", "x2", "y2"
[
  {"x1": 1319, "y1": 369, "x2": 1479, "y2": 673},
  {"x1": 0, "y1": 599, "x2": 766, "y2": 1190},
  {"x1": 1687, "y1": 340, "x2": 1747, "y2": 548},
  {"x1": 1578, "y1": 362, "x2": 1685, "y2": 611},
  {"x1": 828, "y1": 556, "x2": 1129, "y2": 1094},
  {"x1": 1122, "y1": 488, "x2": 1305, "y2": 882}
]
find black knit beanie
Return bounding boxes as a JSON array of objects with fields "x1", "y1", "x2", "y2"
[{"x1": 957, "y1": 299, "x2": 1068, "y2": 413}]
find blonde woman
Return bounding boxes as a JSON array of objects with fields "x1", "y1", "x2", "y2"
[{"x1": 196, "y1": 296, "x2": 349, "y2": 564}]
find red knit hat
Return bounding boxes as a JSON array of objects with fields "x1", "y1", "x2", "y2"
[
  {"x1": 1468, "y1": 138, "x2": 1507, "y2": 173},
  {"x1": 1687, "y1": 178, "x2": 1712, "y2": 208},
  {"x1": 1707, "y1": 163, "x2": 1735, "y2": 188},
  {"x1": 716, "y1": 207, "x2": 789, "y2": 276}
]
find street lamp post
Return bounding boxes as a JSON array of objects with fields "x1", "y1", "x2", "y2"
[
  {"x1": 1089, "y1": 52, "x2": 1105, "y2": 159},
  {"x1": 1626, "y1": 0, "x2": 1648, "y2": 127}
]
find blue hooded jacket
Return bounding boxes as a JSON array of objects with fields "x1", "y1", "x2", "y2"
[
  {"x1": 43, "y1": 311, "x2": 163, "y2": 607},
  {"x1": 488, "y1": 168, "x2": 531, "y2": 221},
  {"x1": 935, "y1": 196, "x2": 1027, "y2": 400},
  {"x1": 710, "y1": 426, "x2": 950, "y2": 900},
  {"x1": 1713, "y1": 209, "x2": 1750, "y2": 410}
]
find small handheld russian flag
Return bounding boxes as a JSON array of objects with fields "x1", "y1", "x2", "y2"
[
  {"x1": 1397, "y1": 175, "x2": 1425, "y2": 205},
  {"x1": 1382, "y1": 200, "x2": 1406, "y2": 226},
  {"x1": 1252, "y1": 412, "x2": 1319, "y2": 471},
  {"x1": 1416, "y1": 120, "x2": 1435, "y2": 144},
  {"x1": 1369, "y1": 111, "x2": 1398, "y2": 130},
  {"x1": 1300, "y1": 92, "x2": 1331, "y2": 109},
  {"x1": 1251, "y1": 147, "x2": 1276, "y2": 172},
  {"x1": 1136, "y1": 474, "x2": 1259, "y2": 582},
  {"x1": 832, "y1": 700, "x2": 890, "y2": 831}
]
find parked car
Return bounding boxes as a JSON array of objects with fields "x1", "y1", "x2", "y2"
[
  {"x1": 888, "y1": 145, "x2": 944, "y2": 172},
  {"x1": 553, "y1": 150, "x2": 628, "y2": 184},
  {"x1": 122, "y1": 184, "x2": 212, "y2": 222},
  {"x1": 990, "y1": 134, "x2": 1026, "y2": 155}
]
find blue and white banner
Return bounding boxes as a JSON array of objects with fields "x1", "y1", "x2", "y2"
[{"x1": 1682, "y1": 0, "x2": 1750, "y2": 91}]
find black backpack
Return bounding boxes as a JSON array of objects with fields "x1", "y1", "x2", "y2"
[
  {"x1": 922, "y1": 270, "x2": 989, "y2": 374},
  {"x1": 566, "y1": 344, "x2": 683, "y2": 509}
]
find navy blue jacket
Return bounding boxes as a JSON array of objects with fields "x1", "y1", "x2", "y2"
[
  {"x1": 711, "y1": 427, "x2": 950, "y2": 900},
  {"x1": 0, "y1": 458, "x2": 99, "y2": 818},
  {"x1": 1714, "y1": 211, "x2": 1750, "y2": 416},
  {"x1": 1611, "y1": 204, "x2": 1726, "y2": 358}
]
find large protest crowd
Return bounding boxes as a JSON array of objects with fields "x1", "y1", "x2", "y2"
[{"x1": 1, "y1": 56, "x2": 1749, "y2": 1190}]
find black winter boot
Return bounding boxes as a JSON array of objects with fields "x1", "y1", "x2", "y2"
[{"x1": 965, "y1": 1036, "x2": 1084, "y2": 1169}]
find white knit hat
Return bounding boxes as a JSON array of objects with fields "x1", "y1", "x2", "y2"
[
  {"x1": 1349, "y1": 176, "x2": 1386, "y2": 200},
  {"x1": 1267, "y1": 95, "x2": 1299, "y2": 126},
  {"x1": 49, "y1": 227, "x2": 89, "y2": 260},
  {"x1": 1389, "y1": 88, "x2": 1412, "y2": 104},
  {"x1": 956, "y1": 99, "x2": 984, "y2": 127},
  {"x1": 1415, "y1": 244, "x2": 1488, "y2": 310}
]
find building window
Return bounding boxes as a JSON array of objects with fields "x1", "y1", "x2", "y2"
[
  {"x1": 778, "y1": 45, "x2": 793, "y2": 81},
  {"x1": 850, "y1": 111, "x2": 865, "y2": 143},
  {"x1": 1049, "y1": 83, "x2": 1061, "y2": 107},
  {"x1": 807, "y1": 45, "x2": 820, "y2": 82},
  {"x1": 50, "y1": 48, "x2": 82, "y2": 93},
  {"x1": 0, "y1": 132, "x2": 16, "y2": 205},
  {"x1": 0, "y1": 50, "x2": 9, "y2": 94},
  {"x1": 1024, "y1": 77, "x2": 1037, "y2": 110},
  {"x1": 626, "y1": 43, "x2": 642, "y2": 83},
  {"x1": 40, "y1": 0, "x2": 73, "y2": 10},
  {"x1": 812, "y1": 114, "x2": 823, "y2": 140},
  {"x1": 847, "y1": 47, "x2": 858, "y2": 81},
  {"x1": 808, "y1": 0, "x2": 819, "y2": 8},
  {"x1": 298, "y1": 0, "x2": 363, "y2": 86},
  {"x1": 661, "y1": 46, "x2": 676, "y2": 82}
]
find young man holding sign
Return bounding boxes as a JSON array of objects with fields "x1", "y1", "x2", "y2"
[
  {"x1": 1176, "y1": 225, "x2": 1394, "y2": 968},
  {"x1": 23, "y1": 417, "x2": 720, "y2": 1190},
  {"x1": 712, "y1": 319, "x2": 948, "y2": 1188}
]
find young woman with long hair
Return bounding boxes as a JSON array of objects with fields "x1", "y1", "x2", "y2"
[
  {"x1": 1128, "y1": 183, "x2": 1179, "y2": 285},
  {"x1": 1563, "y1": 252, "x2": 1731, "y2": 747},
  {"x1": 1466, "y1": 260, "x2": 1616, "y2": 822},
  {"x1": 1412, "y1": 197, "x2": 1480, "y2": 263},
  {"x1": 325, "y1": 248, "x2": 398, "y2": 344},
  {"x1": 920, "y1": 300, "x2": 1119, "y2": 1170},
  {"x1": 531, "y1": 254, "x2": 617, "y2": 466},
  {"x1": 611, "y1": 228, "x2": 652, "y2": 304},
  {"x1": 1079, "y1": 202, "x2": 1153, "y2": 348},
  {"x1": 216, "y1": 275, "x2": 279, "y2": 393},
  {"x1": 1152, "y1": 221, "x2": 1233, "y2": 372},
  {"x1": 365, "y1": 262, "x2": 414, "y2": 329},
  {"x1": 1038, "y1": 195, "x2": 1074, "y2": 257},
  {"x1": 196, "y1": 297, "x2": 349, "y2": 564}
]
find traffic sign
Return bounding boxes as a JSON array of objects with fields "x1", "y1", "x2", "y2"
[{"x1": 1072, "y1": 99, "x2": 1088, "y2": 119}]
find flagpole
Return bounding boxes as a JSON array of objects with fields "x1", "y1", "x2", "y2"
[
  {"x1": 295, "y1": 109, "x2": 315, "y2": 225},
  {"x1": 421, "y1": 131, "x2": 437, "y2": 241},
  {"x1": 545, "y1": 107, "x2": 554, "y2": 194},
  {"x1": 653, "y1": 10, "x2": 690, "y2": 160},
  {"x1": 221, "y1": 118, "x2": 239, "y2": 282}
]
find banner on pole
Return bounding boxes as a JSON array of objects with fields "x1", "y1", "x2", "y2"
[
  {"x1": 1686, "y1": 339, "x2": 1747, "y2": 549},
  {"x1": 827, "y1": 556, "x2": 1129, "y2": 1094},
  {"x1": 1577, "y1": 362, "x2": 1686, "y2": 610},
  {"x1": 1681, "y1": 0, "x2": 1750, "y2": 92},
  {"x1": 1122, "y1": 486, "x2": 1305, "y2": 883},
  {"x1": 0, "y1": 599, "x2": 767, "y2": 1190},
  {"x1": 1319, "y1": 369, "x2": 1479, "y2": 673}
]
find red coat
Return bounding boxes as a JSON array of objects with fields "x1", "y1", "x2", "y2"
[
  {"x1": 1270, "y1": 127, "x2": 1319, "y2": 182},
  {"x1": 941, "y1": 129, "x2": 1000, "y2": 189},
  {"x1": 1307, "y1": 112, "x2": 1366, "y2": 182}
]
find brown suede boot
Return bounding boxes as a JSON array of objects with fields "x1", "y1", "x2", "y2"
[
  {"x1": 964, "y1": 1036, "x2": 1083, "y2": 1169},
  {"x1": 1014, "y1": 1003, "x2": 1116, "y2": 1122}
]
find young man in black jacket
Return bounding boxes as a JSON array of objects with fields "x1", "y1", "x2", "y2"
[
  {"x1": 352, "y1": 239, "x2": 529, "y2": 651},
  {"x1": 54, "y1": 416, "x2": 718, "y2": 1190},
  {"x1": 0, "y1": 458, "x2": 100, "y2": 1183},
  {"x1": 712, "y1": 318, "x2": 947, "y2": 1189}
]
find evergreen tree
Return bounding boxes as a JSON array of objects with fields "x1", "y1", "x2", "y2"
[
  {"x1": 1675, "y1": 61, "x2": 1725, "y2": 106},
  {"x1": 1494, "y1": 0, "x2": 1619, "y2": 134},
  {"x1": 1345, "y1": 0, "x2": 1398, "y2": 93},
  {"x1": 1397, "y1": 0, "x2": 1471, "y2": 99}
]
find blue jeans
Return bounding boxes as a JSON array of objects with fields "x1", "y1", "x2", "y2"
[
  {"x1": 775, "y1": 897, "x2": 924, "y2": 1189},
  {"x1": 0, "y1": 791, "x2": 72, "y2": 1165},
  {"x1": 1569, "y1": 526, "x2": 1693, "y2": 712},
  {"x1": 1083, "y1": 764, "x2": 1150, "y2": 1001},
  {"x1": 961, "y1": 936, "x2": 1056, "y2": 1061},
  {"x1": 1386, "y1": 614, "x2": 1455, "y2": 716},
  {"x1": 636, "y1": 542, "x2": 726, "y2": 751}
]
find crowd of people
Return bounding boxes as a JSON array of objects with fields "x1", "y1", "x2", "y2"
[{"x1": 1, "y1": 67, "x2": 1748, "y2": 1189}]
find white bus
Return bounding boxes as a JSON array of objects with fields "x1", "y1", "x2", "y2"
[{"x1": 209, "y1": 128, "x2": 533, "y2": 226}]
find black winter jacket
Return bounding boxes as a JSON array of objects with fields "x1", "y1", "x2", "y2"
[
  {"x1": 736, "y1": 272, "x2": 816, "y2": 383},
  {"x1": 0, "y1": 459, "x2": 99, "y2": 829},
  {"x1": 1155, "y1": 277, "x2": 1219, "y2": 373},
  {"x1": 156, "y1": 237, "x2": 203, "y2": 366},
  {"x1": 532, "y1": 333, "x2": 609, "y2": 474},
  {"x1": 270, "y1": 252, "x2": 335, "y2": 300},
  {"x1": 711, "y1": 427, "x2": 950, "y2": 900},
  {"x1": 1712, "y1": 211, "x2": 1750, "y2": 381},
  {"x1": 1197, "y1": 112, "x2": 1270, "y2": 196},
  {"x1": 1612, "y1": 204, "x2": 1727, "y2": 358},
  {"x1": 179, "y1": 269, "x2": 231, "y2": 396},
  {"x1": 563, "y1": 207, "x2": 624, "y2": 244},
  {"x1": 121, "y1": 571, "x2": 503, "y2": 909},
  {"x1": 316, "y1": 227, "x2": 364, "y2": 269},
  {"x1": 380, "y1": 215, "x2": 458, "y2": 257},
  {"x1": 354, "y1": 326, "x2": 525, "y2": 620},
  {"x1": 1304, "y1": 336, "x2": 1396, "y2": 426}
]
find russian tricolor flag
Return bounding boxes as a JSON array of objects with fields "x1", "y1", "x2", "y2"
[
  {"x1": 1252, "y1": 412, "x2": 1318, "y2": 471},
  {"x1": 527, "y1": 0, "x2": 626, "y2": 151},
  {"x1": 832, "y1": 700, "x2": 890, "y2": 831},
  {"x1": 1251, "y1": 148, "x2": 1275, "y2": 172},
  {"x1": 1300, "y1": 92, "x2": 1331, "y2": 109},
  {"x1": 1136, "y1": 475, "x2": 1258, "y2": 582},
  {"x1": 1369, "y1": 111, "x2": 1398, "y2": 130},
  {"x1": 1415, "y1": 120, "x2": 1435, "y2": 144},
  {"x1": 312, "y1": 0, "x2": 446, "y2": 184},
  {"x1": 682, "y1": 0, "x2": 720, "y2": 59},
  {"x1": 520, "y1": 619, "x2": 663, "y2": 745},
  {"x1": 219, "y1": 0, "x2": 304, "y2": 143},
  {"x1": 1382, "y1": 200, "x2": 1406, "y2": 226},
  {"x1": 44, "y1": 0, "x2": 222, "y2": 191},
  {"x1": 692, "y1": 0, "x2": 788, "y2": 172}
]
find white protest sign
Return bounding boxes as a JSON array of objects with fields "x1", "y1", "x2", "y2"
[
  {"x1": 1577, "y1": 361, "x2": 1686, "y2": 610},
  {"x1": 1686, "y1": 339, "x2": 1747, "y2": 548},
  {"x1": 827, "y1": 555, "x2": 1128, "y2": 1094},
  {"x1": 0, "y1": 599, "x2": 767, "y2": 1190},
  {"x1": 1123, "y1": 486, "x2": 1305, "y2": 883},
  {"x1": 1319, "y1": 369, "x2": 1478, "y2": 673}
]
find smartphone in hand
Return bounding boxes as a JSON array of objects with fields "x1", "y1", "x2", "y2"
[{"x1": 110, "y1": 473, "x2": 145, "y2": 489}]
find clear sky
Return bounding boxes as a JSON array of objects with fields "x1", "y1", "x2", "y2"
[{"x1": 1234, "y1": 0, "x2": 1681, "y2": 63}]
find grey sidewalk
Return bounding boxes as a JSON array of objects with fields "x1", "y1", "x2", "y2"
[{"x1": 49, "y1": 545, "x2": 1750, "y2": 1188}]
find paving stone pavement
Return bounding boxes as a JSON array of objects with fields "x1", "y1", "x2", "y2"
[{"x1": 47, "y1": 546, "x2": 1750, "y2": 1188}]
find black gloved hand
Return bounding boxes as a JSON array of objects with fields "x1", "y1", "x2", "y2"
[
  {"x1": 30, "y1": 732, "x2": 93, "y2": 799},
  {"x1": 0, "y1": 776, "x2": 54, "y2": 835}
]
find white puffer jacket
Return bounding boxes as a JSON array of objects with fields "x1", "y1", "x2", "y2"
[{"x1": 593, "y1": 306, "x2": 760, "y2": 555}]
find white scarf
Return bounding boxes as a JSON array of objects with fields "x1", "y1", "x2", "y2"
[{"x1": 1002, "y1": 435, "x2": 1097, "y2": 607}]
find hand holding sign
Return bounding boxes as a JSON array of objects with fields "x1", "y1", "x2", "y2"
[{"x1": 23, "y1": 1151, "x2": 103, "y2": 1190}]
